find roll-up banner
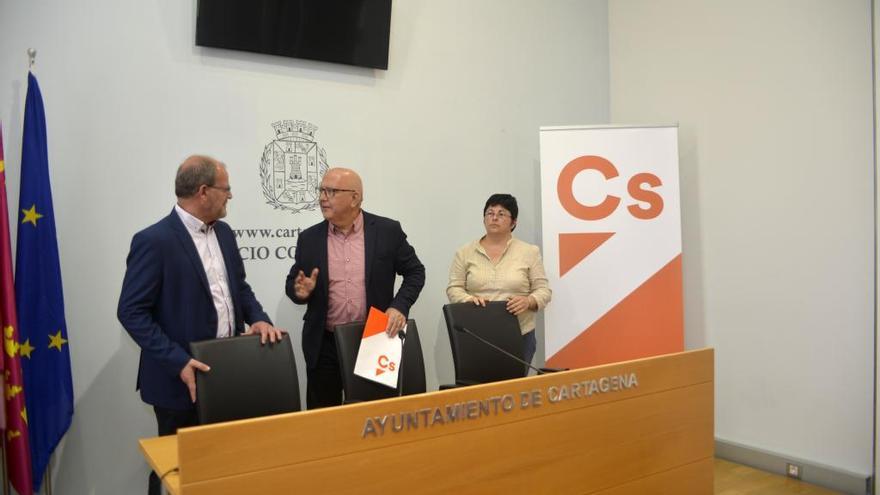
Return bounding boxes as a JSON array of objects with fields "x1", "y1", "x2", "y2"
[{"x1": 539, "y1": 125, "x2": 683, "y2": 369}]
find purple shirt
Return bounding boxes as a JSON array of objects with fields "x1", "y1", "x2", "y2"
[{"x1": 326, "y1": 211, "x2": 367, "y2": 331}]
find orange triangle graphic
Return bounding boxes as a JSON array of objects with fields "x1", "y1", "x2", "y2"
[
  {"x1": 375, "y1": 368, "x2": 385, "y2": 376},
  {"x1": 546, "y1": 255, "x2": 683, "y2": 369},
  {"x1": 559, "y1": 232, "x2": 614, "y2": 277}
]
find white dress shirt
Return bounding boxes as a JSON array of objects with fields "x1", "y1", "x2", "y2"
[{"x1": 175, "y1": 204, "x2": 234, "y2": 338}]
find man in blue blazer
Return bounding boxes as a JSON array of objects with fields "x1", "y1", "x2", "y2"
[
  {"x1": 118, "y1": 155, "x2": 283, "y2": 495},
  {"x1": 286, "y1": 167, "x2": 425, "y2": 409}
]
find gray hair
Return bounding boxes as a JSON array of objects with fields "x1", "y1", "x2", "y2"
[{"x1": 175, "y1": 155, "x2": 221, "y2": 198}]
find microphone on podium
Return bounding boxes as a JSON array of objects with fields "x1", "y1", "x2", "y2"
[
  {"x1": 396, "y1": 324, "x2": 407, "y2": 396},
  {"x1": 454, "y1": 325, "x2": 567, "y2": 376}
]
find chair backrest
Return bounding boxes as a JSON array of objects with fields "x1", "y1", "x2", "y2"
[
  {"x1": 443, "y1": 301, "x2": 526, "y2": 385},
  {"x1": 334, "y1": 319, "x2": 426, "y2": 404},
  {"x1": 190, "y1": 333, "x2": 301, "y2": 425}
]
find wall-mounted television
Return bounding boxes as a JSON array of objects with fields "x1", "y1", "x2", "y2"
[{"x1": 196, "y1": 0, "x2": 392, "y2": 70}]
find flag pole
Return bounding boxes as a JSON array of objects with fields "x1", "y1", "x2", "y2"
[{"x1": 27, "y1": 49, "x2": 36, "y2": 71}]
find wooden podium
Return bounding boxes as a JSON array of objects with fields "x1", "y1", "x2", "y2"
[{"x1": 140, "y1": 348, "x2": 713, "y2": 494}]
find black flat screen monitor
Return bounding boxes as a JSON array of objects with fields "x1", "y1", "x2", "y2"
[{"x1": 196, "y1": 0, "x2": 392, "y2": 70}]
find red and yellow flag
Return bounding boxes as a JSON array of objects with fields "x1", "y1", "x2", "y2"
[{"x1": 0, "y1": 122, "x2": 35, "y2": 495}]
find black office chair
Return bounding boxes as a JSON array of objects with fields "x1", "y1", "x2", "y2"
[
  {"x1": 189, "y1": 333, "x2": 301, "y2": 425},
  {"x1": 334, "y1": 319, "x2": 426, "y2": 404},
  {"x1": 442, "y1": 301, "x2": 527, "y2": 387}
]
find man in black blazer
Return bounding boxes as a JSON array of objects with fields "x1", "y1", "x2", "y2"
[
  {"x1": 118, "y1": 155, "x2": 284, "y2": 495},
  {"x1": 286, "y1": 167, "x2": 425, "y2": 408}
]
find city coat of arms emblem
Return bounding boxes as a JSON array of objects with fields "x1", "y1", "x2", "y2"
[{"x1": 260, "y1": 120, "x2": 328, "y2": 213}]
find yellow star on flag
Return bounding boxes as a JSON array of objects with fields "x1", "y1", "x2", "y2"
[
  {"x1": 5, "y1": 383, "x2": 21, "y2": 400},
  {"x1": 20, "y1": 407, "x2": 27, "y2": 425},
  {"x1": 21, "y1": 204, "x2": 43, "y2": 226},
  {"x1": 19, "y1": 339, "x2": 33, "y2": 359},
  {"x1": 4, "y1": 325, "x2": 18, "y2": 358},
  {"x1": 7, "y1": 430, "x2": 20, "y2": 441},
  {"x1": 0, "y1": 159, "x2": 4, "y2": 172},
  {"x1": 48, "y1": 330, "x2": 67, "y2": 351}
]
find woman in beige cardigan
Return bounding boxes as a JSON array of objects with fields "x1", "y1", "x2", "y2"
[{"x1": 447, "y1": 193, "x2": 552, "y2": 365}]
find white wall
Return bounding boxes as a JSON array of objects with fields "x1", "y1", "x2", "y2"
[
  {"x1": 874, "y1": 0, "x2": 879, "y2": 483},
  {"x1": 0, "y1": 0, "x2": 609, "y2": 493},
  {"x1": 610, "y1": 0, "x2": 874, "y2": 476}
]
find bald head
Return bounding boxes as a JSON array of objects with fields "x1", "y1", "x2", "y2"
[
  {"x1": 319, "y1": 167, "x2": 364, "y2": 230},
  {"x1": 325, "y1": 167, "x2": 363, "y2": 195}
]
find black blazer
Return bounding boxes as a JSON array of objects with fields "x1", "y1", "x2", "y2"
[
  {"x1": 285, "y1": 211, "x2": 425, "y2": 369},
  {"x1": 118, "y1": 210, "x2": 271, "y2": 410}
]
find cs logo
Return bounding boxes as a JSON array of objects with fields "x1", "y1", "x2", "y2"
[
  {"x1": 375, "y1": 354, "x2": 396, "y2": 376},
  {"x1": 557, "y1": 155, "x2": 663, "y2": 221}
]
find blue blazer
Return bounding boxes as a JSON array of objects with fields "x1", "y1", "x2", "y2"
[
  {"x1": 285, "y1": 211, "x2": 425, "y2": 370},
  {"x1": 118, "y1": 210, "x2": 271, "y2": 410}
]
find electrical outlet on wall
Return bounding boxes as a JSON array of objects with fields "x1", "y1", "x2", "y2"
[{"x1": 786, "y1": 463, "x2": 801, "y2": 479}]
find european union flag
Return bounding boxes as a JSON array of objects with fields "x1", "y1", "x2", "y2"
[{"x1": 16, "y1": 72, "x2": 73, "y2": 493}]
